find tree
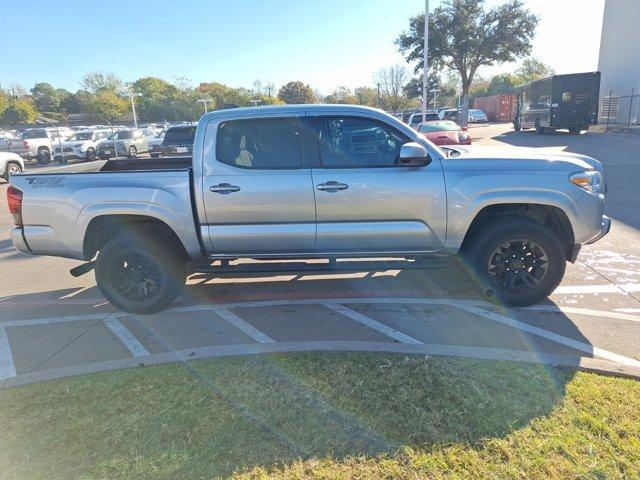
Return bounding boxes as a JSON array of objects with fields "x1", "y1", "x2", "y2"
[
  {"x1": 82, "y1": 90, "x2": 129, "y2": 122},
  {"x1": 81, "y1": 72, "x2": 123, "y2": 94},
  {"x1": 132, "y1": 77, "x2": 180, "y2": 121},
  {"x1": 324, "y1": 86, "x2": 357, "y2": 104},
  {"x1": 31, "y1": 82, "x2": 60, "y2": 112},
  {"x1": 374, "y1": 65, "x2": 411, "y2": 112},
  {"x1": 516, "y1": 57, "x2": 554, "y2": 83},
  {"x1": 0, "y1": 90, "x2": 9, "y2": 118},
  {"x1": 277, "y1": 81, "x2": 316, "y2": 104},
  {"x1": 354, "y1": 87, "x2": 379, "y2": 107},
  {"x1": 396, "y1": 0, "x2": 538, "y2": 125},
  {"x1": 3, "y1": 97, "x2": 39, "y2": 124}
]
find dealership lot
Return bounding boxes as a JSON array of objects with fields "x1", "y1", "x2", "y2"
[{"x1": 1, "y1": 122, "x2": 640, "y2": 387}]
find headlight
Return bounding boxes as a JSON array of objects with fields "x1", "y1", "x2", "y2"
[{"x1": 569, "y1": 170, "x2": 602, "y2": 193}]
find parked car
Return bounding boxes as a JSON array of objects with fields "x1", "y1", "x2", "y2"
[
  {"x1": 148, "y1": 132, "x2": 165, "y2": 158},
  {"x1": 438, "y1": 108, "x2": 460, "y2": 122},
  {"x1": 468, "y1": 109, "x2": 488, "y2": 123},
  {"x1": 161, "y1": 124, "x2": 196, "y2": 157},
  {"x1": 8, "y1": 104, "x2": 610, "y2": 314},
  {"x1": 417, "y1": 120, "x2": 471, "y2": 145},
  {"x1": 0, "y1": 151, "x2": 24, "y2": 180},
  {"x1": 96, "y1": 129, "x2": 150, "y2": 159},
  {"x1": 408, "y1": 111, "x2": 439, "y2": 130},
  {"x1": 54, "y1": 129, "x2": 111, "y2": 162},
  {"x1": 0, "y1": 136, "x2": 29, "y2": 158},
  {"x1": 401, "y1": 109, "x2": 420, "y2": 123},
  {"x1": 20, "y1": 128, "x2": 65, "y2": 164}
]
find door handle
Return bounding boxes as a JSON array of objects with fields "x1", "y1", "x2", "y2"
[
  {"x1": 316, "y1": 181, "x2": 348, "y2": 192},
  {"x1": 210, "y1": 183, "x2": 241, "y2": 194}
]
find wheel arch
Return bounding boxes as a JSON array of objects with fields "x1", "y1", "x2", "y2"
[
  {"x1": 83, "y1": 214, "x2": 190, "y2": 261},
  {"x1": 460, "y1": 203, "x2": 575, "y2": 261}
]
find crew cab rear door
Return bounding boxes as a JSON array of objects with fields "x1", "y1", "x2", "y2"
[
  {"x1": 201, "y1": 114, "x2": 316, "y2": 255},
  {"x1": 309, "y1": 115, "x2": 447, "y2": 254}
]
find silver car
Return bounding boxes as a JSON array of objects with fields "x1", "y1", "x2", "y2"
[{"x1": 96, "y1": 128, "x2": 150, "y2": 159}]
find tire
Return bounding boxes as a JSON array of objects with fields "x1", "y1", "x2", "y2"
[
  {"x1": 128, "y1": 146, "x2": 137, "y2": 158},
  {"x1": 568, "y1": 127, "x2": 581, "y2": 135},
  {"x1": 535, "y1": 120, "x2": 545, "y2": 135},
  {"x1": 4, "y1": 161, "x2": 22, "y2": 179},
  {"x1": 513, "y1": 121, "x2": 521, "y2": 132},
  {"x1": 95, "y1": 232, "x2": 186, "y2": 314},
  {"x1": 86, "y1": 148, "x2": 96, "y2": 161},
  {"x1": 462, "y1": 216, "x2": 566, "y2": 307},
  {"x1": 36, "y1": 148, "x2": 51, "y2": 164}
]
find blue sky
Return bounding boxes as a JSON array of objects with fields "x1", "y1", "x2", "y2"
[{"x1": 2, "y1": 0, "x2": 604, "y2": 94}]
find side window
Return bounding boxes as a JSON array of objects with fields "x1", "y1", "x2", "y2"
[
  {"x1": 316, "y1": 117, "x2": 409, "y2": 168},
  {"x1": 217, "y1": 118, "x2": 302, "y2": 169}
]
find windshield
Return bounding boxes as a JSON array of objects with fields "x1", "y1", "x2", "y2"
[
  {"x1": 419, "y1": 121, "x2": 460, "y2": 132},
  {"x1": 163, "y1": 126, "x2": 196, "y2": 143},
  {"x1": 108, "y1": 130, "x2": 133, "y2": 140},
  {"x1": 68, "y1": 132, "x2": 93, "y2": 141}
]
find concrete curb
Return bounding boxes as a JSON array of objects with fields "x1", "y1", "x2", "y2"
[{"x1": 2, "y1": 341, "x2": 639, "y2": 389}]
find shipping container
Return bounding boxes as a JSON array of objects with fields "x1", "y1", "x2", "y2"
[{"x1": 473, "y1": 94, "x2": 516, "y2": 122}]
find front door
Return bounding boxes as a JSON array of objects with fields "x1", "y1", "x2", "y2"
[
  {"x1": 310, "y1": 116, "x2": 447, "y2": 254},
  {"x1": 202, "y1": 115, "x2": 316, "y2": 255}
]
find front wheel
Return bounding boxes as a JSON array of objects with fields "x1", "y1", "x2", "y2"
[
  {"x1": 462, "y1": 216, "x2": 566, "y2": 307},
  {"x1": 4, "y1": 161, "x2": 22, "y2": 179},
  {"x1": 86, "y1": 148, "x2": 96, "y2": 161},
  {"x1": 95, "y1": 232, "x2": 186, "y2": 314},
  {"x1": 36, "y1": 148, "x2": 51, "y2": 164},
  {"x1": 128, "y1": 146, "x2": 137, "y2": 158}
]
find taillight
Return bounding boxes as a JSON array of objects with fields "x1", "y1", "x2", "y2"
[{"x1": 7, "y1": 186, "x2": 23, "y2": 226}]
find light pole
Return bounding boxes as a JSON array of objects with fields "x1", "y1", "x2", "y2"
[
  {"x1": 429, "y1": 88, "x2": 441, "y2": 110},
  {"x1": 129, "y1": 90, "x2": 142, "y2": 128},
  {"x1": 197, "y1": 98, "x2": 212, "y2": 113},
  {"x1": 422, "y1": 0, "x2": 429, "y2": 123}
]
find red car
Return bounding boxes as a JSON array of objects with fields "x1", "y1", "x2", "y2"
[{"x1": 417, "y1": 120, "x2": 471, "y2": 146}]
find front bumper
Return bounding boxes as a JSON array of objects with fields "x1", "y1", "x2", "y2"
[{"x1": 586, "y1": 216, "x2": 611, "y2": 244}]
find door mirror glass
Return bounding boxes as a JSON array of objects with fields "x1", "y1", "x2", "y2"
[{"x1": 397, "y1": 142, "x2": 430, "y2": 167}]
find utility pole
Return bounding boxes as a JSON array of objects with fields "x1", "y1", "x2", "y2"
[
  {"x1": 129, "y1": 89, "x2": 142, "y2": 128},
  {"x1": 429, "y1": 88, "x2": 441, "y2": 111},
  {"x1": 376, "y1": 82, "x2": 381, "y2": 108},
  {"x1": 197, "y1": 98, "x2": 212, "y2": 113},
  {"x1": 422, "y1": 0, "x2": 429, "y2": 123}
]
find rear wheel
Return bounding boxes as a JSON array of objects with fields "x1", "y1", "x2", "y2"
[
  {"x1": 462, "y1": 216, "x2": 566, "y2": 307},
  {"x1": 128, "y1": 146, "x2": 137, "y2": 158},
  {"x1": 95, "y1": 232, "x2": 186, "y2": 314}
]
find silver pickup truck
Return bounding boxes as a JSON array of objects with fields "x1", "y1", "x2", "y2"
[{"x1": 7, "y1": 105, "x2": 610, "y2": 313}]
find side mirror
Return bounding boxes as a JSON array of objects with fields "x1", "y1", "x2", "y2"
[{"x1": 397, "y1": 142, "x2": 430, "y2": 167}]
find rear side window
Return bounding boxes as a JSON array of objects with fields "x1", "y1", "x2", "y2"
[
  {"x1": 164, "y1": 126, "x2": 196, "y2": 144},
  {"x1": 216, "y1": 118, "x2": 301, "y2": 169},
  {"x1": 22, "y1": 130, "x2": 47, "y2": 139}
]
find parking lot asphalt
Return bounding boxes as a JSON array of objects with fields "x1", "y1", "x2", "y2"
[{"x1": 1, "y1": 122, "x2": 640, "y2": 388}]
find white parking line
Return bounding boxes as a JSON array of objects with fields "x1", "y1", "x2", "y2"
[
  {"x1": 211, "y1": 307, "x2": 275, "y2": 344},
  {"x1": 103, "y1": 315, "x2": 150, "y2": 357},
  {"x1": 0, "y1": 327, "x2": 16, "y2": 380},
  {"x1": 553, "y1": 283, "x2": 640, "y2": 294},
  {"x1": 323, "y1": 302, "x2": 423, "y2": 345},
  {"x1": 457, "y1": 304, "x2": 640, "y2": 368},
  {"x1": 523, "y1": 305, "x2": 640, "y2": 323}
]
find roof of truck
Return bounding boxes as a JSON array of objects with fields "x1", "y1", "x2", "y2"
[{"x1": 200, "y1": 104, "x2": 386, "y2": 122}]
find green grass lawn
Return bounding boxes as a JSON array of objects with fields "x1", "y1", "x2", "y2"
[{"x1": 1, "y1": 353, "x2": 639, "y2": 479}]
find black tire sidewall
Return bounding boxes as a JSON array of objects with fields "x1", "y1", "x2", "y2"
[
  {"x1": 466, "y1": 217, "x2": 566, "y2": 307},
  {"x1": 37, "y1": 149, "x2": 51, "y2": 164},
  {"x1": 86, "y1": 148, "x2": 96, "y2": 161},
  {"x1": 95, "y1": 233, "x2": 186, "y2": 314}
]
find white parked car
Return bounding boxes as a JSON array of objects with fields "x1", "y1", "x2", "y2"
[
  {"x1": 1, "y1": 151, "x2": 24, "y2": 180},
  {"x1": 53, "y1": 129, "x2": 111, "y2": 163},
  {"x1": 468, "y1": 109, "x2": 488, "y2": 123}
]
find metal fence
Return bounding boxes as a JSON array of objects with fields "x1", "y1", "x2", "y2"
[{"x1": 601, "y1": 87, "x2": 640, "y2": 130}]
